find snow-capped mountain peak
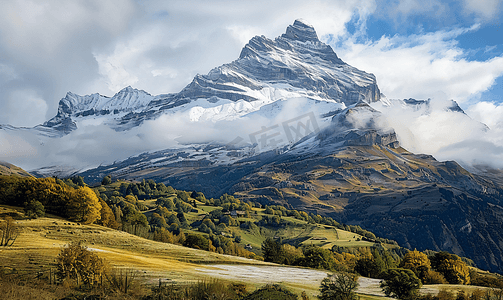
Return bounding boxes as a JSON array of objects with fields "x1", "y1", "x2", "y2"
[
  {"x1": 281, "y1": 19, "x2": 319, "y2": 42},
  {"x1": 5, "y1": 20, "x2": 381, "y2": 136}
]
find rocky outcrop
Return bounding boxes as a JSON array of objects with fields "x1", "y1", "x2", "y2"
[
  {"x1": 317, "y1": 101, "x2": 399, "y2": 148},
  {"x1": 343, "y1": 130, "x2": 399, "y2": 148}
]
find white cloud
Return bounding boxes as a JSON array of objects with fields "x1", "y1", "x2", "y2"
[
  {"x1": 88, "y1": 0, "x2": 378, "y2": 96},
  {"x1": 371, "y1": 98, "x2": 503, "y2": 170},
  {"x1": 1, "y1": 89, "x2": 48, "y2": 127},
  {"x1": 0, "y1": 97, "x2": 329, "y2": 171},
  {"x1": 462, "y1": 0, "x2": 502, "y2": 20},
  {"x1": 0, "y1": 63, "x2": 18, "y2": 81},
  {"x1": 467, "y1": 101, "x2": 503, "y2": 129},
  {"x1": 0, "y1": 0, "x2": 137, "y2": 124},
  {"x1": 0, "y1": 0, "x2": 135, "y2": 58},
  {"x1": 0, "y1": 131, "x2": 38, "y2": 160},
  {"x1": 335, "y1": 27, "x2": 503, "y2": 103}
]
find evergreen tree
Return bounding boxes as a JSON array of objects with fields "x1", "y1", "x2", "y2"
[{"x1": 262, "y1": 237, "x2": 283, "y2": 263}]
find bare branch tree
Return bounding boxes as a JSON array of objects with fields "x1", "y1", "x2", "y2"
[{"x1": 0, "y1": 216, "x2": 19, "y2": 247}]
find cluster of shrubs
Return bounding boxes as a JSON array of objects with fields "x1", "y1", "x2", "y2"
[
  {"x1": 262, "y1": 204, "x2": 395, "y2": 244},
  {"x1": 261, "y1": 237, "x2": 404, "y2": 274}
]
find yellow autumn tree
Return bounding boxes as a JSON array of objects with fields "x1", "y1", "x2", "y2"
[
  {"x1": 430, "y1": 252, "x2": 470, "y2": 285},
  {"x1": 67, "y1": 187, "x2": 102, "y2": 224},
  {"x1": 399, "y1": 250, "x2": 431, "y2": 282},
  {"x1": 96, "y1": 199, "x2": 119, "y2": 229},
  {"x1": 57, "y1": 241, "x2": 106, "y2": 286}
]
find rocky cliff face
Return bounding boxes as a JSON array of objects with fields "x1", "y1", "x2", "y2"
[{"x1": 317, "y1": 102, "x2": 399, "y2": 148}]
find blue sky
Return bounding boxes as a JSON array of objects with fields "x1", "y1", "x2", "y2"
[{"x1": 337, "y1": 0, "x2": 503, "y2": 109}]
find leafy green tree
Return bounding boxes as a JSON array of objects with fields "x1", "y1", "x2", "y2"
[
  {"x1": 199, "y1": 223, "x2": 212, "y2": 234},
  {"x1": 177, "y1": 211, "x2": 187, "y2": 223},
  {"x1": 71, "y1": 176, "x2": 86, "y2": 187},
  {"x1": 265, "y1": 206, "x2": 275, "y2": 215},
  {"x1": 243, "y1": 284, "x2": 298, "y2": 300},
  {"x1": 119, "y1": 183, "x2": 128, "y2": 196},
  {"x1": 24, "y1": 200, "x2": 45, "y2": 218},
  {"x1": 125, "y1": 210, "x2": 148, "y2": 227},
  {"x1": 166, "y1": 213, "x2": 180, "y2": 226},
  {"x1": 319, "y1": 272, "x2": 359, "y2": 300},
  {"x1": 297, "y1": 247, "x2": 337, "y2": 271},
  {"x1": 169, "y1": 223, "x2": 181, "y2": 235},
  {"x1": 220, "y1": 215, "x2": 238, "y2": 226},
  {"x1": 373, "y1": 249, "x2": 386, "y2": 273},
  {"x1": 124, "y1": 194, "x2": 138, "y2": 205},
  {"x1": 354, "y1": 257, "x2": 382, "y2": 278},
  {"x1": 280, "y1": 244, "x2": 304, "y2": 265},
  {"x1": 201, "y1": 218, "x2": 217, "y2": 233},
  {"x1": 101, "y1": 175, "x2": 112, "y2": 185},
  {"x1": 184, "y1": 233, "x2": 211, "y2": 251},
  {"x1": 157, "y1": 197, "x2": 175, "y2": 210},
  {"x1": 177, "y1": 191, "x2": 189, "y2": 202},
  {"x1": 381, "y1": 268, "x2": 422, "y2": 300},
  {"x1": 150, "y1": 213, "x2": 168, "y2": 228},
  {"x1": 262, "y1": 237, "x2": 283, "y2": 263}
]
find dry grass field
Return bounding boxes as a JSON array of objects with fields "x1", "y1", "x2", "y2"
[
  {"x1": 1, "y1": 205, "x2": 496, "y2": 299},
  {"x1": 0, "y1": 205, "x2": 387, "y2": 298}
]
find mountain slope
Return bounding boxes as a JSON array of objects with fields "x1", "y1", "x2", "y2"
[
  {"x1": 77, "y1": 106, "x2": 503, "y2": 272},
  {"x1": 0, "y1": 161, "x2": 33, "y2": 177}
]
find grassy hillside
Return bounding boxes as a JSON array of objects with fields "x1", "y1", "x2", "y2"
[
  {"x1": 2, "y1": 205, "x2": 501, "y2": 300},
  {"x1": 175, "y1": 203, "x2": 396, "y2": 254},
  {"x1": 0, "y1": 161, "x2": 32, "y2": 177},
  {"x1": 0, "y1": 205, "x2": 373, "y2": 299},
  {"x1": 92, "y1": 178, "x2": 399, "y2": 259}
]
